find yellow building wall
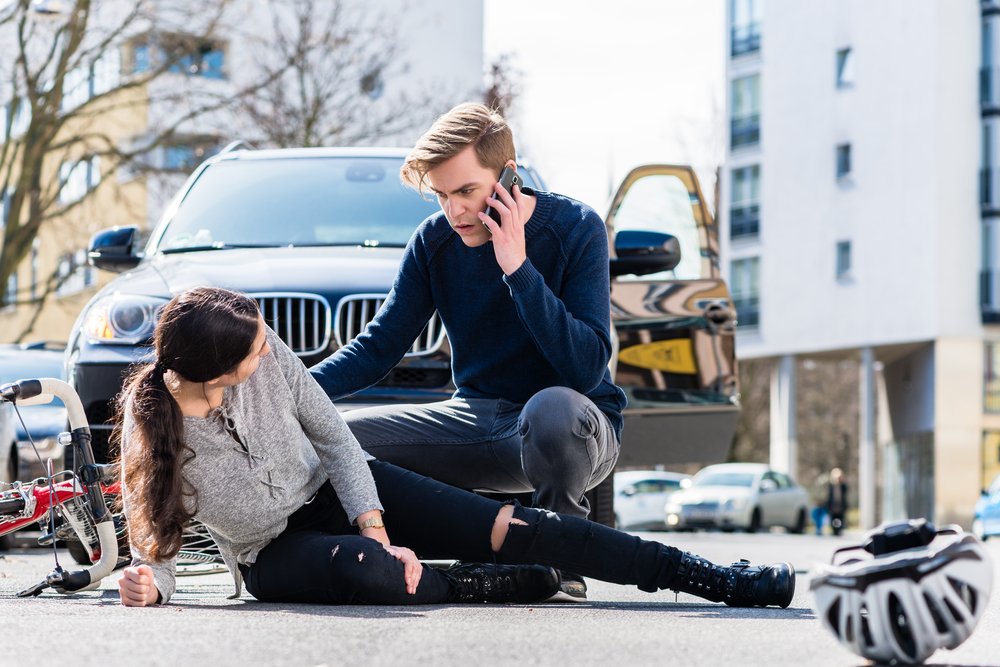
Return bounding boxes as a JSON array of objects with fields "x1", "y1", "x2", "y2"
[
  {"x1": 934, "y1": 337, "x2": 986, "y2": 526},
  {"x1": 0, "y1": 84, "x2": 150, "y2": 344}
]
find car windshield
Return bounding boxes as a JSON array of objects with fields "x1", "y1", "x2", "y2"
[
  {"x1": 156, "y1": 157, "x2": 443, "y2": 250},
  {"x1": 0, "y1": 353, "x2": 66, "y2": 408},
  {"x1": 694, "y1": 472, "x2": 756, "y2": 487}
]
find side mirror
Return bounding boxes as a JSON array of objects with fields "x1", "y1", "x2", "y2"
[
  {"x1": 620, "y1": 485, "x2": 637, "y2": 497},
  {"x1": 610, "y1": 230, "x2": 681, "y2": 278},
  {"x1": 759, "y1": 479, "x2": 777, "y2": 493},
  {"x1": 679, "y1": 478, "x2": 692, "y2": 489},
  {"x1": 89, "y1": 226, "x2": 141, "y2": 272}
]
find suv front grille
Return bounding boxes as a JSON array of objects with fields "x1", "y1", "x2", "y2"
[
  {"x1": 335, "y1": 294, "x2": 446, "y2": 357},
  {"x1": 252, "y1": 293, "x2": 331, "y2": 356}
]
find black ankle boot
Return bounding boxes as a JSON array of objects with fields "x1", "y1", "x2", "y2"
[
  {"x1": 671, "y1": 553, "x2": 795, "y2": 608},
  {"x1": 444, "y1": 563, "x2": 560, "y2": 604}
]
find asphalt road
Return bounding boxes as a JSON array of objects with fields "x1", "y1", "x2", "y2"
[{"x1": 1, "y1": 531, "x2": 998, "y2": 667}]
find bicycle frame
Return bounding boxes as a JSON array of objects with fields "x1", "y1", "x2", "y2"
[{"x1": 0, "y1": 378, "x2": 119, "y2": 594}]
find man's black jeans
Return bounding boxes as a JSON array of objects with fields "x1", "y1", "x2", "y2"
[{"x1": 242, "y1": 461, "x2": 682, "y2": 605}]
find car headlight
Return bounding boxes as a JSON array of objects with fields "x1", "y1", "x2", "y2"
[
  {"x1": 82, "y1": 294, "x2": 169, "y2": 344},
  {"x1": 724, "y1": 497, "x2": 748, "y2": 511}
]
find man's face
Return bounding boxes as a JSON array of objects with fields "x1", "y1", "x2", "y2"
[{"x1": 425, "y1": 145, "x2": 503, "y2": 248}]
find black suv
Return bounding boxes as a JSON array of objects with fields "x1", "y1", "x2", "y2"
[{"x1": 68, "y1": 145, "x2": 739, "y2": 523}]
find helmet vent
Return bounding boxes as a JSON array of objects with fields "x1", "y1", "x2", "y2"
[
  {"x1": 923, "y1": 592, "x2": 949, "y2": 634},
  {"x1": 887, "y1": 593, "x2": 917, "y2": 661},
  {"x1": 859, "y1": 605, "x2": 874, "y2": 647},
  {"x1": 947, "y1": 575, "x2": 978, "y2": 615},
  {"x1": 827, "y1": 598, "x2": 843, "y2": 638}
]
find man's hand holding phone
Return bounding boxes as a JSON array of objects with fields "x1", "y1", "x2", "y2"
[{"x1": 479, "y1": 166, "x2": 530, "y2": 276}]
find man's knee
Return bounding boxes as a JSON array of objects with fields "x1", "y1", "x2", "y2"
[{"x1": 521, "y1": 387, "x2": 597, "y2": 444}]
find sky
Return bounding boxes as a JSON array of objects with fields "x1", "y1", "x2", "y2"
[{"x1": 484, "y1": 0, "x2": 725, "y2": 215}]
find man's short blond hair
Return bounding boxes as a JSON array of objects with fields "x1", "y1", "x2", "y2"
[{"x1": 401, "y1": 103, "x2": 515, "y2": 193}]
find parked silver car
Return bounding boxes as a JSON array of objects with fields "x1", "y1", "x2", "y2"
[
  {"x1": 663, "y1": 462, "x2": 809, "y2": 533},
  {"x1": 614, "y1": 470, "x2": 689, "y2": 531}
]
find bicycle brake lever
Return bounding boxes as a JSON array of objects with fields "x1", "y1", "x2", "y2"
[{"x1": 16, "y1": 579, "x2": 50, "y2": 597}]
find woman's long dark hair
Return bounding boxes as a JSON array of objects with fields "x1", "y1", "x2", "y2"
[{"x1": 112, "y1": 287, "x2": 260, "y2": 560}]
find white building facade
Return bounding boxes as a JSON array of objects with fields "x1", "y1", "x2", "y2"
[{"x1": 722, "y1": 0, "x2": 993, "y2": 527}]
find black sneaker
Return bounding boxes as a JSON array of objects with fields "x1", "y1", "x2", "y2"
[
  {"x1": 444, "y1": 563, "x2": 560, "y2": 604},
  {"x1": 545, "y1": 570, "x2": 588, "y2": 602},
  {"x1": 672, "y1": 554, "x2": 795, "y2": 608}
]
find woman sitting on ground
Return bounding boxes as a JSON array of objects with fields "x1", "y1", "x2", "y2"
[{"x1": 116, "y1": 287, "x2": 795, "y2": 608}]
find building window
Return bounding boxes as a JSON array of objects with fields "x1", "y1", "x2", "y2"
[
  {"x1": 55, "y1": 249, "x2": 94, "y2": 298},
  {"x1": 985, "y1": 342, "x2": 1000, "y2": 413},
  {"x1": 836, "y1": 240, "x2": 852, "y2": 280},
  {"x1": 730, "y1": 0, "x2": 761, "y2": 58},
  {"x1": 162, "y1": 138, "x2": 220, "y2": 172},
  {"x1": 2, "y1": 98, "x2": 31, "y2": 141},
  {"x1": 731, "y1": 75, "x2": 760, "y2": 149},
  {"x1": 730, "y1": 257, "x2": 760, "y2": 329},
  {"x1": 4, "y1": 272, "x2": 18, "y2": 308},
  {"x1": 836, "y1": 48, "x2": 854, "y2": 88},
  {"x1": 730, "y1": 165, "x2": 760, "y2": 239},
  {"x1": 131, "y1": 34, "x2": 226, "y2": 80},
  {"x1": 836, "y1": 143, "x2": 852, "y2": 179},
  {"x1": 30, "y1": 240, "x2": 39, "y2": 300},
  {"x1": 58, "y1": 156, "x2": 102, "y2": 204}
]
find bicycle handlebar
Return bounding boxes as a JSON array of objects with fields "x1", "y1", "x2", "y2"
[{"x1": 1, "y1": 378, "x2": 119, "y2": 591}]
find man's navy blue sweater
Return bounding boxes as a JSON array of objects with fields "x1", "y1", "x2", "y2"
[{"x1": 310, "y1": 189, "x2": 627, "y2": 437}]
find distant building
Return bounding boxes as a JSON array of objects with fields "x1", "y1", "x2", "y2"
[
  {"x1": 0, "y1": 0, "x2": 483, "y2": 343},
  {"x1": 722, "y1": 0, "x2": 991, "y2": 526}
]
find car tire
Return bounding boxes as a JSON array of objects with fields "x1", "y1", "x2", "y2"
[
  {"x1": 790, "y1": 508, "x2": 806, "y2": 534},
  {"x1": 0, "y1": 446, "x2": 15, "y2": 551},
  {"x1": 747, "y1": 508, "x2": 762, "y2": 533}
]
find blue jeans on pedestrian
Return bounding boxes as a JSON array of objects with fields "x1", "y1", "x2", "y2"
[
  {"x1": 340, "y1": 387, "x2": 620, "y2": 519},
  {"x1": 811, "y1": 506, "x2": 827, "y2": 535},
  {"x1": 240, "y1": 460, "x2": 683, "y2": 605}
]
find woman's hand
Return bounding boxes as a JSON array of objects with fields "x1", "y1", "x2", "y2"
[
  {"x1": 382, "y1": 544, "x2": 423, "y2": 595},
  {"x1": 119, "y1": 564, "x2": 160, "y2": 607}
]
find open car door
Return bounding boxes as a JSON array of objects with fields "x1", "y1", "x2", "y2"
[{"x1": 606, "y1": 165, "x2": 740, "y2": 468}]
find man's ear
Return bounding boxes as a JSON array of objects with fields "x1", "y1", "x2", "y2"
[{"x1": 505, "y1": 159, "x2": 517, "y2": 171}]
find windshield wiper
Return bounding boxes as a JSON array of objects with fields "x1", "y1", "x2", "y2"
[{"x1": 160, "y1": 243, "x2": 286, "y2": 254}]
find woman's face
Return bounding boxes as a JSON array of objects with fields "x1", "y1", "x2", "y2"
[{"x1": 218, "y1": 316, "x2": 271, "y2": 386}]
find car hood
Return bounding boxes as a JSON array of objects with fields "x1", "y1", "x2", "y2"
[
  {"x1": 670, "y1": 486, "x2": 753, "y2": 505},
  {"x1": 105, "y1": 246, "x2": 407, "y2": 297}
]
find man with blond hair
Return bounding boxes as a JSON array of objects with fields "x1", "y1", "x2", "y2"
[{"x1": 311, "y1": 103, "x2": 626, "y2": 600}]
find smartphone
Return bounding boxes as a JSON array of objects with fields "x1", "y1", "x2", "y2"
[{"x1": 483, "y1": 166, "x2": 522, "y2": 228}]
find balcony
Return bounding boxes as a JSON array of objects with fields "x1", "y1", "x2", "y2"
[
  {"x1": 730, "y1": 204, "x2": 759, "y2": 239},
  {"x1": 981, "y1": 168, "x2": 1000, "y2": 211},
  {"x1": 732, "y1": 295, "x2": 760, "y2": 329},
  {"x1": 730, "y1": 114, "x2": 760, "y2": 149},
  {"x1": 730, "y1": 23, "x2": 761, "y2": 58},
  {"x1": 981, "y1": 67, "x2": 1000, "y2": 110},
  {"x1": 981, "y1": 269, "x2": 1000, "y2": 323}
]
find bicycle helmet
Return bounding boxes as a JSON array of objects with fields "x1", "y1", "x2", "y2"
[{"x1": 810, "y1": 519, "x2": 993, "y2": 665}]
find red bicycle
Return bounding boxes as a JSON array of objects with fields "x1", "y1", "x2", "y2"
[{"x1": 0, "y1": 378, "x2": 120, "y2": 596}]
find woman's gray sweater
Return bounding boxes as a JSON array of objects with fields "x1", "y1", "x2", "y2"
[{"x1": 121, "y1": 327, "x2": 383, "y2": 603}]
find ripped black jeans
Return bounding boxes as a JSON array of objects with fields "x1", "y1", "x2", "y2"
[{"x1": 242, "y1": 460, "x2": 683, "y2": 605}]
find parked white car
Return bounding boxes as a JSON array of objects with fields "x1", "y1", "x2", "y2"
[
  {"x1": 663, "y1": 463, "x2": 809, "y2": 533},
  {"x1": 614, "y1": 470, "x2": 689, "y2": 531}
]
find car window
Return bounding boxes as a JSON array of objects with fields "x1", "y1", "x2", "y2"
[
  {"x1": 158, "y1": 157, "x2": 441, "y2": 250},
  {"x1": 694, "y1": 472, "x2": 755, "y2": 487},
  {"x1": 610, "y1": 173, "x2": 704, "y2": 281},
  {"x1": 156, "y1": 157, "x2": 543, "y2": 252},
  {"x1": 632, "y1": 479, "x2": 682, "y2": 494}
]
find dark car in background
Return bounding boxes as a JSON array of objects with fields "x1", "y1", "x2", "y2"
[
  {"x1": 0, "y1": 343, "x2": 67, "y2": 481},
  {"x1": 69, "y1": 145, "x2": 739, "y2": 524}
]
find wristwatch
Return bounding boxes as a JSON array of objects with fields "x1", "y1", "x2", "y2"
[{"x1": 358, "y1": 515, "x2": 385, "y2": 531}]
